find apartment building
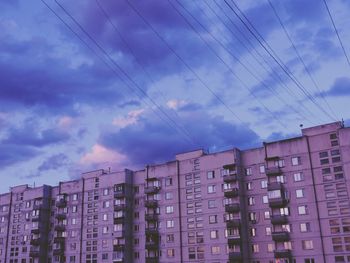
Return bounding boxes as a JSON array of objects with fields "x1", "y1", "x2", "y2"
[{"x1": 0, "y1": 121, "x2": 349, "y2": 263}]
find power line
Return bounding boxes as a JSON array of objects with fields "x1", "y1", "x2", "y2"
[
  {"x1": 208, "y1": 0, "x2": 321, "y2": 124},
  {"x1": 322, "y1": 0, "x2": 350, "y2": 69},
  {"x1": 94, "y1": 0, "x2": 189, "y2": 135},
  {"x1": 187, "y1": 0, "x2": 314, "y2": 124},
  {"x1": 224, "y1": 0, "x2": 336, "y2": 122},
  {"x1": 168, "y1": 0, "x2": 287, "y2": 128},
  {"x1": 124, "y1": 0, "x2": 245, "y2": 124},
  {"x1": 267, "y1": 0, "x2": 338, "y2": 121},
  {"x1": 42, "y1": 0, "x2": 196, "y2": 145}
]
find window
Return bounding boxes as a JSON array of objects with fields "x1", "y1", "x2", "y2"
[
  {"x1": 266, "y1": 227, "x2": 272, "y2": 235},
  {"x1": 103, "y1": 189, "x2": 109, "y2": 196},
  {"x1": 298, "y1": 205, "x2": 307, "y2": 215},
  {"x1": 166, "y1": 220, "x2": 174, "y2": 228},
  {"x1": 72, "y1": 206, "x2": 78, "y2": 213},
  {"x1": 292, "y1": 156, "x2": 301, "y2": 166},
  {"x1": 246, "y1": 167, "x2": 252, "y2": 176},
  {"x1": 259, "y1": 165, "x2": 265, "y2": 173},
  {"x1": 249, "y1": 212, "x2": 257, "y2": 222},
  {"x1": 264, "y1": 211, "x2": 270, "y2": 219},
  {"x1": 250, "y1": 228, "x2": 256, "y2": 236},
  {"x1": 275, "y1": 159, "x2": 285, "y2": 167},
  {"x1": 167, "y1": 234, "x2": 174, "y2": 242},
  {"x1": 302, "y1": 240, "x2": 314, "y2": 250},
  {"x1": 165, "y1": 177, "x2": 173, "y2": 186},
  {"x1": 261, "y1": 180, "x2": 268, "y2": 189},
  {"x1": 103, "y1": 214, "x2": 108, "y2": 221},
  {"x1": 210, "y1": 230, "x2": 218, "y2": 239},
  {"x1": 296, "y1": 189, "x2": 304, "y2": 198},
  {"x1": 246, "y1": 182, "x2": 252, "y2": 190},
  {"x1": 167, "y1": 249, "x2": 175, "y2": 257},
  {"x1": 165, "y1": 192, "x2": 173, "y2": 200},
  {"x1": 207, "y1": 185, "x2": 216, "y2": 194},
  {"x1": 320, "y1": 159, "x2": 329, "y2": 165},
  {"x1": 208, "y1": 200, "x2": 216, "y2": 209},
  {"x1": 300, "y1": 223, "x2": 311, "y2": 232},
  {"x1": 262, "y1": 195, "x2": 268, "y2": 204},
  {"x1": 209, "y1": 215, "x2": 217, "y2": 224},
  {"x1": 207, "y1": 171, "x2": 215, "y2": 179},
  {"x1": 294, "y1": 172, "x2": 304, "y2": 182},
  {"x1": 252, "y1": 244, "x2": 259, "y2": 253},
  {"x1": 166, "y1": 206, "x2": 174, "y2": 214},
  {"x1": 248, "y1": 197, "x2": 255, "y2": 206},
  {"x1": 319, "y1": 151, "x2": 328, "y2": 158},
  {"x1": 267, "y1": 243, "x2": 275, "y2": 252},
  {"x1": 211, "y1": 246, "x2": 220, "y2": 254}
]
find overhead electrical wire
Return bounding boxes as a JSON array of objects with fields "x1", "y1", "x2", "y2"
[
  {"x1": 210, "y1": 0, "x2": 322, "y2": 123},
  {"x1": 181, "y1": 0, "x2": 314, "y2": 124},
  {"x1": 94, "y1": 0, "x2": 188, "y2": 133},
  {"x1": 124, "y1": 0, "x2": 245, "y2": 124},
  {"x1": 322, "y1": 0, "x2": 350, "y2": 69},
  {"x1": 167, "y1": 0, "x2": 287, "y2": 128},
  {"x1": 41, "y1": 0, "x2": 197, "y2": 146},
  {"x1": 224, "y1": 0, "x2": 337, "y2": 122},
  {"x1": 267, "y1": 0, "x2": 338, "y2": 120}
]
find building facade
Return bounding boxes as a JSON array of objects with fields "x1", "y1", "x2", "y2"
[{"x1": 0, "y1": 122, "x2": 350, "y2": 263}]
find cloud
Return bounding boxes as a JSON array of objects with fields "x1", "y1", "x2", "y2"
[
  {"x1": 112, "y1": 109, "x2": 144, "y2": 128},
  {"x1": 0, "y1": 144, "x2": 40, "y2": 168},
  {"x1": 79, "y1": 144, "x2": 128, "y2": 168},
  {"x1": 99, "y1": 108, "x2": 260, "y2": 166},
  {"x1": 319, "y1": 77, "x2": 350, "y2": 97},
  {"x1": 3, "y1": 120, "x2": 70, "y2": 147},
  {"x1": 38, "y1": 153, "x2": 69, "y2": 172}
]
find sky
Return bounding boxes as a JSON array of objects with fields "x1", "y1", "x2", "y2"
[{"x1": 0, "y1": 0, "x2": 350, "y2": 193}]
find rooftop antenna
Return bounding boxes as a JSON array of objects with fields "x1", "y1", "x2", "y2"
[{"x1": 341, "y1": 118, "x2": 345, "y2": 127}]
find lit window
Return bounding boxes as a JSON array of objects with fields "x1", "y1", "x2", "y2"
[
  {"x1": 302, "y1": 240, "x2": 314, "y2": 250},
  {"x1": 211, "y1": 246, "x2": 220, "y2": 254},
  {"x1": 210, "y1": 230, "x2": 218, "y2": 239},
  {"x1": 167, "y1": 249, "x2": 175, "y2": 257},
  {"x1": 166, "y1": 220, "x2": 174, "y2": 228},
  {"x1": 300, "y1": 223, "x2": 310, "y2": 232},
  {"x1": 294, "y1": 172, "x2": 304, "y2": 182},
  {"x1": 262, "y1": 195, "x2": 268, "y2": 204},
  {"x1": 264, "y1": 211, "x2": 270, "y2": 219},
  {"x1": 296, "y1": 189, "x2": 304, "y2": 198},
  {"x1": 166, "y1": 206, "x2": 174, "y2": 214},
  {"x1": 252, "y1": 244, "x2": 259, "y2": 253},
  {"x1": 246, "y1": 168, "x2": 252, "y2": 176},
  {"x1": 248, "y1": 197, "x2": 255, "y2": 206},
  {"x1": 261, "y1": 180, "x2": 268, "y2": 189},
  {"x1": 292, "y1": 157, "x2": 301, "y2": 166},
  {"x1": 298, "y1": 205, "x2": 307, "y2": 215}
]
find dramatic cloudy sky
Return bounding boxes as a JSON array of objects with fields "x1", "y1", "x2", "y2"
[{"x1": 0, "y1": 0, "x2": 349, "y2": 192}]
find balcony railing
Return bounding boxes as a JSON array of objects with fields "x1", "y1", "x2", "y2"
[
  {"x1": 274, "y1": 249, "x2": 292, "y2": 258},
  {"x1": 266, "y1": 167, "x2": 282, "y2": 176},
  {"x1": 224, "y1": 188, "x2": 239, "y2": 198},
  {"x1": 145, "y1": 227, "x2": 159, "y2": 235},
  {"x1": 271, "y1": 215, "x2": 288, "y2": 225},
  {"x1": 53, "y1": 237, "x2": 65, "y2": 243},
  {"x1": 226, "y1": 219, "x2": 241, "y2": 228},
  {"x1": 146, "y1": 239, "x2": 159, "y2": 249},
  {"x1": 227, "y1": 236, "x2": 241, "y2": 245},
  {"x1": 53, "y1": 248, "x2": 64, "y2": 256},
  {"x1": 272, "y1": 231, "x2": 290, "y2": 242},
  {"x1": 267, "y1": 182, "x2": 284, "y2": 191},
  {"x1": 30, "y1": 238, "x2": 40, "y2": 246},
  {"x1": 145, "y1": 213, "x2": 158, "y2": 221},
  {"x1": 29, "y1": 250, "x2": 40, "y2": 258},
  {"x1": 114, "y1": 204, "x2": 126, "y2": 211},
  {"x1": 114, "y1": 191, "x2": 125, "y2": 198},
  {"x1": 145, "y1": 186, "x2": 161, "y2": 195},
  {"x1": 223, "y1": 174, "x2": 238, "y2": 183},
  {"x1": 31, "y1": 228, "x2": 40, "y2": 234},
  {"x1": 54, "y1": 225, "x2": 66, "y2": 232},
  {"x1": 113, "y1": 244, "x2": 125, "y2": 251},
  {"x1": 145, "y1": 257, "x2": 160, "y2": 263},
  {"x1": 56, "y1": 200, "x2": 67, "y2": 208},
  {"x1": 55, "y1": 213, "x2": 67, "y2": 220},
  {"x1": 225, "y1": 203, "x2": 240, "y2": 213},
  {"x1": 145, "y1": 200, "x2": 158, "y2": 208},
  {"x1": 269, "y1": 197, "x2": 288, "y2": 208},
  {"x1": 228, "y1": 251, "x2": 242, "y2": 261}
]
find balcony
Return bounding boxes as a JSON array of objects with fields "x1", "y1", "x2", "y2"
[
  {"x1": 145, "y1": 257, "x2": 159, "y2": 263},
  {"x1": 114, "y1": 216, "x2": 125, "y2": 224},
  {"x1": 226, "y1": 219, "x2": 241, "y2": 228},
  {"x1": 55, "y1": 213, "x2": 66, "y2": 220},
  {"x1": 223, "y1": 174, "x2": 238, "y2": 183},
  {"x1": 32, "y1": 215, "x2": 41, "y2": 222},
  {"x1": 228, "y1": 251, "x2": 242, "y2": 261},
  {"x1": 274, "y1": 249, "x2": 292, "y2": 258},
  {"x1": 114, "y1": 204, "x2": 126, "y2": 211},
  {"x1": 56, "y1": 200, "x2": 67, "y2": 208},
  {"x1": 145, "y1": 213, "x2": 158, "y2": 221},
  {"x1": 224, "y1": 188, "x2": 239, "y2": 198},
  {"x1": 145, "y1": 186, "x2": 161, "y2": 195},
  {"x1": 225, "y1": 203, "x2": 240, "y2": 213},
  {"x1": 272, "y1": 231, "x2": 290, "y2": 242},
  {"x1": 145, "y1": 227, "x2": 159, "y2": 235},
  {"x1": 271, "y1": 215, "x2": 288, "y2": 225},
  {"x1": 54, "y1": 225, "x2": 66, "y2": 232},
  {"x1": 265, "y1": 167, "x2": 282, "y2": 176},
  {"x1": 269, "y1": 197, "x2": 288, "y2": 208},
  {"x1": 30, "y1": 238, "x2": 40, "y2": 246},
  {"x1": 268, "y1": 182, "x2": 284, "y2": 191},
  {"x1": 29, "y1": 250, "x2": 40, "y2": 258},
  {"x1": 31, "y1": 228, "x2": 40, "y2": 234},
  {"x1": 228, "y1": 236, "x2": 241, "y2": 245},
  {"x1": 53, "y1": 248, "x2": 64, "y2": 256},
  {"x1": 114, "y1": 191, "x2": 125, "y2": 198},
  {"x1": 145, "y1": 200, "x2": 158, "y2": 208},
  {"x1": 54, "y1": 237, "x2": 65, "y2": 243},
  {"x1": 146, "y1": 239, "x2": 159, "y2": 249},
  {"x1": 33, "y1": 203, "x2": 43, "y2": 210},
  {"x1": 113, "y1": 244, "x2": 125, "y2": 251}
]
